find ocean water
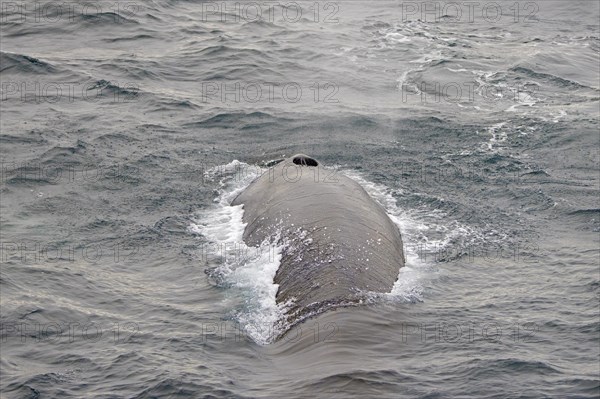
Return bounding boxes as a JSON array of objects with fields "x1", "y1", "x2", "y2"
[{"x1": 1, "y1": 0, "x2": 599, "y2": 397}]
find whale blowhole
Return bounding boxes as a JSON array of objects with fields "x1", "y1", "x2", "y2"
[{"x1": 292, "y1": 154, "x2": 319, "y2": 167}]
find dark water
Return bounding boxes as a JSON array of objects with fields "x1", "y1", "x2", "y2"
[{"x1": 1, "y1": 0, "x2": 599, "y2": 397}]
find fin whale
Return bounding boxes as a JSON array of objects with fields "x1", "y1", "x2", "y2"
[{"x1": 232, "y1": 154, "x2": 405, "y2": 329}]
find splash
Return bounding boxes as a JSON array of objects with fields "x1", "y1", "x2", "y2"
[{"x1": 189, "y1": 161, "x2": 287, "y2": 344}]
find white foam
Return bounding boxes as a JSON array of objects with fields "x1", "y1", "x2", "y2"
[
  {"x1": 447, "y1": 67, "x2": 469, "y2": 73},
  {"x1": 397, "y1": 69, "x2": 422, "y2": 95},
  {"x1": 203, "y1": 160, "x2": 263, "y2": 206},
  {"x1": 341, "y1": 170, "x2": 442, "y2": 302},
  {"x1": 189, "y1": 161, "x2": 286, "y2": 344},
  {"x1": 553, "y1": 109, "x2": 567, "y2": 123},
  {"x1": 229, "y1": 237, "x2": 285, "y2": 344},
  {"x1": 385, "y1": 31, "x2": 411, "y2": 43},
  {"x1": 341, "y1": 169, "x2": 487, "y2": 302},
  {"x1": 483, "y1": 122, "x2": 508, "y2": 152}
]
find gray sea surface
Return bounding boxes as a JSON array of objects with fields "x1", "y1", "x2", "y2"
[{"x1": 1, "y1": 1, "x2": 599, "y2": 397}]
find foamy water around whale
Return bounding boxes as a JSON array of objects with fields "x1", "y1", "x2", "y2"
[{"x1": 1, "y1": 1, "x2": 598, "y2": 397}]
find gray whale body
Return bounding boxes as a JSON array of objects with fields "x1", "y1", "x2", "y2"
[{"x1": 232, "y1": 154, "x2": 405, "y2": 327}]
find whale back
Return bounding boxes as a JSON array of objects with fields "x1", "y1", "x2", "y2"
[{"x1": 231, "y1": 155, "x2": 404, "y2": 321}]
